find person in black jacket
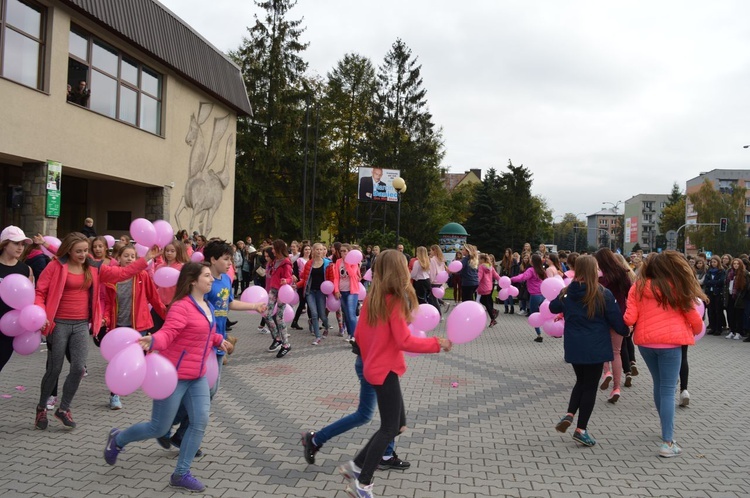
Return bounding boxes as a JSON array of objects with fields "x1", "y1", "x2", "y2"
[
  {"x1": 549, "y1": 255, "x2": 629, "y2": 448},
  {"x1": 704, "y1": 255, "x2": 725, "y2": 335}
]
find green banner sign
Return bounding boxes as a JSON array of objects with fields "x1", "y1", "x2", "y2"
[{"x1": 46, "y1": 160, "x2": 62, "y2": 218}]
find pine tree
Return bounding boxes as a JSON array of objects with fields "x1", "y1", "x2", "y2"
[{"x1": 464, "y1": 169, "x2": 504, "y2": 256}]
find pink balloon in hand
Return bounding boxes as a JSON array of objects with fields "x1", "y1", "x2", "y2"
[
  {"x1": 446, "y1": 301, "x2": 486, "y2": 344},
  {"x1": 13, "y1": 330, "x2": 41, "y2": 355},
  {"x1": 105, "y1": 343, "x2": 147, "y2": 396},
  {"x1": 141, "y1": 353, "x2": 178, "y2": 400}
]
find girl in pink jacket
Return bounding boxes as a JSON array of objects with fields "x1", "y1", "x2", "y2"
[
  {"x1": 623, "y1": 251, "x2": 705, "y2": 459},
  {"x1": 477, "y1": 253, "x2": 501, "y2": 326},
  {"x1": 103, "y1": 262, "x2": 240, "y2": 493}
]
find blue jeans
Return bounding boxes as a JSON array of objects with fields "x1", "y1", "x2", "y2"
[
  {"x1": 306, "y1": 290, "x2": 329, "y2": 339},
  {"x1": 340, "y1": 291, "x2": 359, "y2": 339},
  {"x1": 529, "y1": 294, "x2": 544, "y2": 336},
  {"x1": 116, "y1": 377, "x2": 210, "y2": 476},
  {"x1": 314, "y1": 356, "x2": 394, "y2": 457},
  {"x1": 638, "y1": 346, "x2": 681, "y2": 443},
  {"x1": 173, "y1": 354, "x2": 222, "y2": 442}
]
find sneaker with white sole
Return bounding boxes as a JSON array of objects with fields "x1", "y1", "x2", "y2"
[
  {"x1": 46, "y1": 396, "x2": 57, "y2": 411},
  {"x1": 169, "y1": 471, "x2": 206, "y2": 492},
  {"x1": 733, "y1": 333, "x2": 742, "y2": 340},
  {"x1": 679, "y1": 389, "x2": 690, "y2": 407},
  {"x1": 258, "y1": 326, "x2": 270, "y2": 334},
  {"x1": 109, "y1": 394, "x2": 122, "y2": 410},
  {"x1": 659, "y1": 441, "x2": 682, "y2": 457},
  {"x1": 311, "y1": 338, "x2": 321, "y2": 345},
  {"x1": 345, "y1": 479, "x2": 374, "y2": 498},
  {"x1": 338, "y1": 460, "x2": 361, "y2": 487},
  {"x1": 726, "y1": 332, "x2": 735, "y2": 339},
  {"x1": 600, "y1": 371, "x2": 613, "y2": 390}
]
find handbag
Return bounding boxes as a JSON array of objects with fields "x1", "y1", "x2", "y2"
[{"x1": 256, "y1": 266, "x2": 266, "y2": 277}]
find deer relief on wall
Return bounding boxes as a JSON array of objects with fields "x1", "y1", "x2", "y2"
[{"x1": 175, "y1": 102, "x2": 233, "y2": 236}]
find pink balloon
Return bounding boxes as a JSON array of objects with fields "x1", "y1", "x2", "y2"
[
  {"x1": 0, "y1": 309, "x2": 26, "y2": 337},
  {"x1": 153, "y1": 220, "x2": 174, "y2": 248},
  {"x1": 540, "y1": 276, "x2": 565, "y2": 301},
  {"x1": 358, "y1": 286, "x2": 367, "y2": 301},
  {"x1": 539, "y1": 300, "x2": 554, "y2": 321},
  {"x1": 13, "y1": 330, "x2": 41, "y2": 355},
  {"x1": 153, "y1": 267, "x2": 180, "y2": 288},
  {"x1": 130, "y1": 218, "x2": 157, "y2": 248},
  {"x1": 41, "y1": 236, "x2": 60, "y2": 257},
  {"x1": 508, "y1": 286, "x2": 519, "y2": 297},
  {"x1": 240, "y1": 285, "x2": 268, "y2": 314},
  {"x1": 134, "y1": 243, "x2": 149, "y2": 258},
  {"x1": 563, "y1": 277, "x2": 572, "y2": 286},
  {"x1": 289, "y1": 289, "x2": 300, "y2": 305},
  {"x1": 564, "y1": 270, "x2": 575, "y2": 278},
  {"x1": 498, "y1": 288, "x2": 510, "y2": 301},
  {"x1": 19, "y1": 304, "x2": 46, "y2": 332},
  {"x1": 320, "y1": 280, "x2": 334, "y2": 295},
  {"x1": 543, "y1": 318, "x2": 565, "y2": 338},
  {"x1": 432, "y1": 287, "x2": 445, "y2": 299},
  {"x1": 100, "y1": 327, "x2": 141, "y2": 361},
  {"x1": 326, "y1": 294, "x2": 341, "y2": 312},
  {"x1": 448, "y1": 260, "x2": 463, "y2": 273},
  {"x1": 278, "y1": 284, "x2": 296, "y2": 304},
  {"x1": 105, "y1": 343, "x2": 147, "y2": 396},
  {"x1": 405, "y1": 325, "x2": 427, "y2": 357},
  {"x1": 104, "y1": 235, "x2": 116, "y2": 249},
  {"x1": 434, "y1": 271, "x2": 449, "y2": 285},
  {"x1": 446, "y1": 301, "x2": 486, "y2": 344},
  {"x1": 528, "y1": 312, "x2": 545, "y2": 328},
  {"x1": 498, "y1": 276, "x2": 511, "y2": 289},
  {"x1": 694, "y1": 298, "x2": 705, "y2": 317},
  {"x1": 191, "y1": 252, "x2": 205, "y2": 262},
  {"x1": 283, "y1": 305, "x2": 294, "y2": 323},
  {"x1": 345, "y1": 249, "x2": 363, "y2": 265},
  {"x1": 206, "y1": 350, "x2": 219, "y2": 388},
  {"x1": 695, "y1": 322, "x2": 707, "y2": 342},
  {"x1": 141, "y1": 353, "x2": 178, "y2": 400},
  {"x1": 413, "y1": 303, "x2": 440, "y2": 332},
  {"x1": 363, "y1": 269, "x2": 373, "y2": 282},
  {"x1": 0, "y1": 273, "x2": 35, "y2": 310}
]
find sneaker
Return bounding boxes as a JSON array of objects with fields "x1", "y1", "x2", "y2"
[
  {"x1": 630, "y1": 363, "x2": 639, "y2": 376},
  {"x1": 338, "y1": 460, "x2": 361, "y2": 486},
  {"x1": 725, "y1": 332, "x2": 735, "y2": 339},
  {"x1": 267, "y1": 339, "x2": 282, "y2": 352},
  {"x1": 624, "y1": 374, "x2": 632, "y2": 388},
  {"x1": 733, "y1": 333, "x2": 742, "y2": 340},
  {"x1": 600, "y1": 371, "x2": 613, "y2": 390},
  {"x1": 35, "y1": 405, "x2": 48, "y2": 430},
  {"x1": 301, "y1": 431, "x2": 319, "y2": 464},
  {"x1": 109, "y1": 394, "x2": 122, "y2": 410},
  {"x1": 169, "y1": 471, "x2": 206, "y2": 492},
  {"x1": 311, "y1": 338, "x2": 321, "y2": 346},
  {"x1": 658, "y1": 441, "x2": 682, "y2": 458},
  {"x1": 744, "y1": 336, "x2": 750, "y2": 342},
  {"x1": 679, "y1": 389, "x2": 690, "y2": 407},
  {"x1": 290, "y1": 323, "x2": 303, "y2": 330},
  {"x1": 83, "y1": 366, "x2": 88, "y2": 377},
  {"x1": 608, "y1": 388, "x2": 620, "y2": 404},
  {"x1": 103, "y1": 428, "x2": 122, "y2": 465},
  {"x1": 533, "y1": 336, "x2": 543, "y2": 343},
  {"x1": 258, "y1": 326, "x2": 270, "y2": 334},
  {"x1": 46, "y1": 396, "x2": 57, "y2": 411},
  {"x1": 555, "y1": 414, "x2": 573, "y2": 433},
  {"x1": 54, "y1": 409, "x2": 76, "y2": 428},
  {"x1": 572, "y1": 429, "x2": 596, "y2": 447},
  {"x1": 169, "y1": 435, "x2": 204, "y2": 458},
  {"x1": 276, "y1": 344, "x2": 291, "y2": 358},
  {"x1": 156, "y1": 435, "x2": 171, "y2": 449},
  {"x1": 378, "y1": 453, "x2": 410, "y2": 470},
  {"x1": 345, "y1": 479, "x2": 374, "y2": 498}
]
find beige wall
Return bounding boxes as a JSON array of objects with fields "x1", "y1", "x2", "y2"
[{"x1": 0, "y1": 2, "x2": 238, "y2": 240}]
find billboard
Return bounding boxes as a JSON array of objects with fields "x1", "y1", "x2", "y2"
[
  {"x1": 357, "y1": 167, "x2": 401, "y2": 202},
  {"x1": 624, "y1": 216, "x2": 638, "y2": 243}
]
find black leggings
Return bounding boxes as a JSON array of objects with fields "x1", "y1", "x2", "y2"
[
  {"x1": 568, "y1": 363, "x2": 603, "y2": 431},
  {"x1": 680, "y1": 345, "x2": 689, "y2": 392},
  {"x1": 354, "y1": 371, "x2": 405, "y2": 485},
  {"x1": 413, "y1": 279, "x2": 432, "y2": 305},
  {"x1": 479, "y1": 293, "x2": 494, "y2": 319},
  {"x1": 0, "y1": 333, "x2": 14, "y2": 376},
  {"x1": 620, "y1": 334, "x2": 635, "y2": 373},
  {"x1": 461, "y1": 285, "x2": 478, "y2": 302},
  {"x1": 291, "y1": 287, "x2": 308, "y2": 324}
]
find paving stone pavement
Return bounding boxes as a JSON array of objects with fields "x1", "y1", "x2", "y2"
[{"x1": 1, "y1": 303, "x2": 749, "y2": 497}]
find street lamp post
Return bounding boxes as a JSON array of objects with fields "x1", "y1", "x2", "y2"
[
  {"x1": 574, "y1": 212, "x2": 587, "y2": 253},
  {"x1": 392, "y1": 177, "x2": 407, "y2": 248}
]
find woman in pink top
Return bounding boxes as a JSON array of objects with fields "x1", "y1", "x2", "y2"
[
  {"x1": 477, "y1": 253, "x2": 501, "y2": 326},
  {"x1": 623, "y1": 251, "x2": 705, "y2": 458},
  {"x1": 511, "y1": 253, "x2": 547, "y2": 342},
  {"x1": 333, "y1": 244, "x2": 361, "y2": 341}
]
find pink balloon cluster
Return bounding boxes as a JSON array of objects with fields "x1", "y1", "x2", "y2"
[
  {"x1": 130, "y1": 218, "x2": 175, "y2": 249},
  {"x1": 497, "y1": 275, "x2": 519, "y2": 301},
  {"x1": 0, "y1": 275, "x2": 45, "y2": 355},
  {"x1": 41, "y1": 236, "x2": 60, "y2": 258},
  {"x1": 526, "y1": 297, "x2": 566, "y2": 337},
  {"x1": 101, "y1": 327, "x2": 178, "y2": 399}
]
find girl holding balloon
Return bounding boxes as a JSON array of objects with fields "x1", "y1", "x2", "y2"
[
  {"x1": 339, "y1": 249, "x2": 452, "y2": 498},
  {"x1": 297, "y1": 242, "x2": 331, "y2": 345},
  {"x1": 0, "y1": 226, "x2": 35, "y2": 376},
  {"x1": 477, "y1": 253, "x2": 501, "y2": 326},
  {"x1": 456, "y1": 244, "x2": 479, "y2": 302},
  {"x1": 428, "y1": 244, "x2": 447, "y2": 310},
  {"x1": 512, "y1": 253, "x2": 547, "y2": 342},
  {"x1": 333, "y1": 244, "x2": 362, "y2": 342},
  {"x1": 265, "y1": 240, "x2": 293, "y2": 358},
  {"x1": 103, "y1": 262, "x2": 235, "y2": 493},
  {"x1": 153, "y1": 240, "x2": 189, "y2": 308},
  {"x1": 34, "y1": 232, "x2": 160, "y2": 431},
  {"x1": 550, "y1": 255, "x2": 629, "y2": 447},
  {"x1": 410, "y1": 247, "x2": 432, "y2": 306}
]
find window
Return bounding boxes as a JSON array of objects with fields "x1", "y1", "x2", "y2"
[
  {"x1": 718, "y1": 179, "x2": 737, "y2": 194},
  {"x1": 0, "y1": 0, "x2": 46, "y2": 89},
  {"x1": 643, "y1": 214, "x2": 653, "y2": 223},
  {"x1": 745, "y1": 215, "x2": 750, "y2": 224},
  {"x1": 67, "y1": 25, "x2": 163, "y2": 134},
  {"x1": 745, "y1": 197, "x2": 750, "y2": 207},
  {"x1": 642, "y1": 201, "x2": 653, "y2": 211}
]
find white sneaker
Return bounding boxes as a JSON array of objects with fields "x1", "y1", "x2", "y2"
[
  {"x1": 679, "y1": 389, "x2": 690, "y2": 407},
  {"x1": 109, "y1": 394, "x2": 122, "y2": 410},
  {"x1": 258, "y1": 326, "x2": 270, "y2": 334},
  {"x1": 46, "y1": 396, "x2": 57, "y2": 411},
  {"x1": 725, "y1": 332, "x2": 735, "y2": 339},
  {"x1": 733, "y1": 333, "x2": 742, "y2": 340},
  {"x1": 659, "y1": 441, "x2": 682, "y2": 458}
]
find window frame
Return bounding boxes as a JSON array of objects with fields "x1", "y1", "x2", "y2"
[
  {"x1": 67, "y1": 24, "x2": 163, "y2": 135},
  {"x1": 0, "y1": 0, "x2": 47, "y2": 90}
]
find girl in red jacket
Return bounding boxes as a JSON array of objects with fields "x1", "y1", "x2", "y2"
[
  {"x1": 103, "y1": 262, "x2": 238, "y2": 493},
  {"x1": 623, "y1": 251, "x2": 706, "y2": 458},
  {"x1": 339, "y1": 249, "x2": 452, "y2": 498},
  {"x1": 103, "y1": 245, "x2": 168, "y2": 409},
  {"x1": 265, "y1": 239, "x2": 293, "y2": 358}
]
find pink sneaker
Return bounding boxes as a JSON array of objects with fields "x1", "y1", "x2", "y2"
[
  {"x1": 608, "y1": 388, "x2": 620, "y2": 403},
  {"x1": 600, "y1": 371, "x2": 613, "y2": 390}
]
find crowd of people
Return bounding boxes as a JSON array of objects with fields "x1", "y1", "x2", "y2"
[{"x1": 0, "y1": 219, "x2": 732, "y2": 496}]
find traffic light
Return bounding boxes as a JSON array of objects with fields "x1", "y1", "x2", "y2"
[{"x1": 720, "y1": 218, "x2": 728, "y2": 232}]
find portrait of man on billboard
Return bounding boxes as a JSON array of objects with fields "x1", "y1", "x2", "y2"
[{"x1": 358, "y1": 166, "x2": 388, "y2": 201}]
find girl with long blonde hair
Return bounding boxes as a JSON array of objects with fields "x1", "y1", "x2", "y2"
[
  {"x1": 454, "y1": 244, "x2": 479, "y2": 302},
  {"x1": 339, "y1": 250, "x2": 452, "y2": 497},
  {"x1": 410, "y1": 246, "x2": 432, "y2": 305}
]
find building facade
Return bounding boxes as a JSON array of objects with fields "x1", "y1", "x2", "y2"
[
  {"x1": 0, "y1": 0, "x2": 251, "y2": 239},
  {"x1": 586, "y1": 208, "x2": 619, "y2": 250},
  {"x1": 622, "y1": 193, "x2": 669, "y2": 254}
]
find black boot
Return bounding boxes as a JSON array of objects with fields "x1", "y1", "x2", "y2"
[{"x1": 509, "y1": 306, "x2": 515, "y2": 314}]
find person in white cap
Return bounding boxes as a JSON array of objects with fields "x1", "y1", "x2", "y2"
[{"x1": 0, "y1": 226, "x2": 34, "y2": 375}]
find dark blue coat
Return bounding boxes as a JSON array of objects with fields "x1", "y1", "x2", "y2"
[
  {"x1": 549, "y1": 281, "x2": 629, "y2": 365},
  {"x1": 704, "y1": 267, "x2": 725, "y2": 297}
]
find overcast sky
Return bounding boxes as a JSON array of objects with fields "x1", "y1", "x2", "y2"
[{"x1": 159, "y1": 0, "x2": 750, "y2": 218}]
